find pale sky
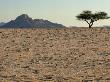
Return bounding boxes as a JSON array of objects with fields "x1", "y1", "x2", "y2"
[{"x1": 0, "y1": 0, "x2": 110, "y2": 27}]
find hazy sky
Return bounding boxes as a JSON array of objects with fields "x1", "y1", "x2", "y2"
[{"x1": 0, "y1": 0, "x2": 110, "y2": 27}]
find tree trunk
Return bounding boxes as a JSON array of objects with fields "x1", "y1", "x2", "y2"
[
  {"x1": 89, "y1": 24, "x2": 92, "y2": 28},
  {"x1": 89, "y1": 22, "x2": 93, "y2": 28},
  {"x1": 85, "y1": 20, "x2": 93, "y2": 28}
]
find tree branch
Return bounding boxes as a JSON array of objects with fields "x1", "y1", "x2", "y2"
[
  {"x1": 90, "y1": 19, "x2": 94, "y2": 27},
  {"x1": 85, "y1": 20, "x2": 90, "y2": 25},
  {"x1": 90, "y1": 22, "x2": 93, "y2": 27}
]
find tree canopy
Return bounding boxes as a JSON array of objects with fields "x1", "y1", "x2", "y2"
[{"x1": 76, "y1": 10, "x2": 109, "y2": 28}]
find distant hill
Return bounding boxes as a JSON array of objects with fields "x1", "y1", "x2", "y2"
[
  {"x1": 0, "y1": 22, "x2": 5, "y2": 27},
  {"x1": 1, "y1": 14, "x2": 65, "y2": 28}
]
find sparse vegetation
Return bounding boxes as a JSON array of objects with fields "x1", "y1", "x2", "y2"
[{"x1": 76, "y1": 10, "x2": 109, "y2": 28}]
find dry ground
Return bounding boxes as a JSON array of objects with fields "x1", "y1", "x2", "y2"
[{"x1": 0, "y1": 27, "x2": 110, "y2": 82}]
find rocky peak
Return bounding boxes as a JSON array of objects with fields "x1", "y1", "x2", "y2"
[
  {"x1": 1, "y1": 14, "x2": 65, "y2": 28},
  {"x1": 16, "y1": 14, "x2": 32, "y2": 20}
]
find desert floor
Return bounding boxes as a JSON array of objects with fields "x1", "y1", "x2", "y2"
[{"x1": 0, "y1": 27, "x2": 110, "y2": 82}]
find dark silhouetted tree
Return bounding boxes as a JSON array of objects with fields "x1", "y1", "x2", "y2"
[{"x1": 76, "y1": 10, "x2": 109, "y2": 28}]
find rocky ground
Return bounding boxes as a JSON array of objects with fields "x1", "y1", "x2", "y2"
[{"x1": 0, "y1": 27, "x2": 110, "y2": 82}]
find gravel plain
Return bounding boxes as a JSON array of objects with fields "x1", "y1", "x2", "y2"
[{"x1": 0, "y1": 27, "x2": 110, "y2": 82}]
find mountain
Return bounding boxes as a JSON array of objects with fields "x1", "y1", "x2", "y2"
[
  {"x1": 0, "y1": 22, "x2": 5, "y2": 27},
  {"x1": 1, "y1": 14, "x2": 65, "y2": 28}
]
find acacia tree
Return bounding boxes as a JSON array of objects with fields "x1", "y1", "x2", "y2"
[{"x1": 76, "y1": 10, "x2": 109, "y2": 28}]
